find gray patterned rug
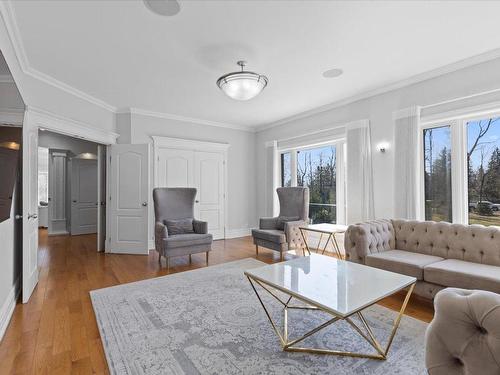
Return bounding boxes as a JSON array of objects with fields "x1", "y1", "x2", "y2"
[{"x1": 90, "y1": 258, "x2": 427, "y2": 375}]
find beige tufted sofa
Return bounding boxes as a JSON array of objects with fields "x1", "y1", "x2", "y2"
[
  {"x1": 344, "y1": 219, "x2": 500, "y2": 299},
  {"x1": 425, "y1": 288, "x2": 500, "y2": 375}
]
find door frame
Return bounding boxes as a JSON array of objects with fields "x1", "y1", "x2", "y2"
[
  {"x1": 152, "y1": 136, "x2": 229, "y2": 242},
  {"x1": 21, "y1": 107, "x2": 118, "y2": 303}
]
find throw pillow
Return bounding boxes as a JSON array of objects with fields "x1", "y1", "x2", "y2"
[
  {"x1": 276, "y1": 216, "x2": 300, "y2": 230},
  {"x1": 164, "y1": 218, "x2": 194, "y2": 235}
]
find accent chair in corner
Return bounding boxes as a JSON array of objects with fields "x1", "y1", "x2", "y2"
[
  {"x1": 252, "y1": 187, "x2": 309, "y2": 261},
  {"x1": 153, "y1": 187, "x2": 212, "y2": 269}
]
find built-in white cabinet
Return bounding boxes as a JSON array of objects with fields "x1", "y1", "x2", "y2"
[{"x1": 153, "y1": 137, "x2": 228, "y2": 240}]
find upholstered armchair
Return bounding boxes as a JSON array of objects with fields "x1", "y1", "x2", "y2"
[
  {"x1": 153, "y1": 188, "x2": 212, "y2": 269},
  {"x1": 252, "y1": 187, "x2": 309, "y2": 261},
  {"x1": 425, "y1": 288, "x2": 500, "y2": 375}
]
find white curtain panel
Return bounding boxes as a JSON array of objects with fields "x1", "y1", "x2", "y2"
[
  {"x1": 264, "y1": 140, "x2": 279, "y2": 217},
  {"x1": 346, "y1": 119, "x2": 374, "y2": 224},
  {"x1": 393, "y1": 106, "x2": 421, "y2": 219}
]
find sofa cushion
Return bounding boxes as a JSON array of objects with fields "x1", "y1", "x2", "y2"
[
  {"x1": 365, "y1": 250, "x2": 444, "y2": 280},
  {"x1": 165, "y1": 233, "x2": 212, "y2": 249},
  {"x1": 424, "y1": 259, "x2": 500, "y2": 293},
  {"x1": 252, "y1": 229, "x2": 286, "y2": 244},
  {"x1": 276, "y1": 216, "x2": 300, "y2": 230}
]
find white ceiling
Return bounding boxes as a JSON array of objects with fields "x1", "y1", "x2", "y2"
[{"x1": 9, "y1": 1, "x2": 500, "y2": 128}]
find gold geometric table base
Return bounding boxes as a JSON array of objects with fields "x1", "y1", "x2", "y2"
[{"x1": 247, "y1": 276, "x2": 415, "y2": 360}]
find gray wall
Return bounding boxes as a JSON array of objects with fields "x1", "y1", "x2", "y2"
[
  {"x1": 256, "y1": 56, "x2": 500, "y2": 221},
  {"x1": 119, "y1": 113, "x2": 257, "y2": 239}
]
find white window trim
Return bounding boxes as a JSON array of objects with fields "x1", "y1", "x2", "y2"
[
  {"x1": 420, "y1": 109, "x2": 500, "y2": 225},
  {"x1": 278, "y1": 139, "x2": 347, "y2": 225}
]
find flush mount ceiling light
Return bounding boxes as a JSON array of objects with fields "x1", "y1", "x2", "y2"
[
  {"x1": 216, "y1": 61, "x2": 268, "y2": 101},
  {"x1": 143, "y1": 0, "x2": 180, "y2": 16},
  {"x1": 322, "y1": 68, "x2": 343, "y2": 78}
]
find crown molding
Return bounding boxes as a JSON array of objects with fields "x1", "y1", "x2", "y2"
[
  {"x1": 125, "y1": 107, "x2": 255, "y2": 132},
  {"x1": 0, "y1": 0, "x2": 117, "y2": 113},
  {"x1": 256, "y1": 48, "x2": 500, "y2": 132},
  {"x1": 27, "y1": 106, "x2": 119, "y2": 144}
]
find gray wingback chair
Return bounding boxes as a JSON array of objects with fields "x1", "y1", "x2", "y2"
[
  {"x1": 153, "y1": 188, "x2": 212, "y2": 269},
  {"x1": 252, "y1": 187, "x2": 309, "y2": 261}
]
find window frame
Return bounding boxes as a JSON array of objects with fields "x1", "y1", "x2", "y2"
[
  {"x1": 420, "y1": 110, "x2": 500, "y2": 225},
  {"x1": 278, "y1": 139, "x2": 346, "y2": 224}
]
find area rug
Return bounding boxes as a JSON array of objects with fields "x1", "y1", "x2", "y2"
[{"x1": 90, "y1": 258, "x2": 427, "y2": 375}]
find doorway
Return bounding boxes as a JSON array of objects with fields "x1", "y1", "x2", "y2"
[{"x1": 37, "y1": 130, "x2": 107, "y2": 249}]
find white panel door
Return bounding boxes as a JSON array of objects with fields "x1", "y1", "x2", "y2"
[
  {"x1": 109, "y1": 144, "x2": 149, "y2": 254},
  {"x1": 71, "y1": 159, "x2": 98, "y2": 235},
  {"x1": 194, "y1": 151, "x2": 225, "y2": 240},
  {"x1": 22, "y1": 113, "x2": 39, "y2": 303},
  {"x1": 157, "y1": 148, "x2": 194, "y2": 187}
]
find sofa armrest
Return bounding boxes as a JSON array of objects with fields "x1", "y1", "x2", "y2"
[
  {"x1": 193, "y1": 219, "x2": 208, "y2": 234},
  {"x1": 425, "y1": 288, "x2": 500, "y2": 375},
  {"x1": 260, "y1": 217, "x2": 278, "y2": 230},
  {"x1": 284, "y1": 220, "x2": 307, "y2": 250},
  {"x1": 344, "y1": 219, "x2": 394, "y2": 263},
  {"x1": 155, "y1": 221, "x2": 168, "y2": 255}
]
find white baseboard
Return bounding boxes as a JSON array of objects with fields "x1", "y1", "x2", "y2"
[
  {"x1": 225, "y1": 228, "x2": 253, "y2": 239},
  {"x1": 0, "y1": 277, "x2": 20, "y2": 341}
]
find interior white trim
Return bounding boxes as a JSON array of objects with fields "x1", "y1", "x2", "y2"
[
  {"x1": 127, "y1": 107, "x2": 253, "y2": 133},
  {"x1": 152, "y1": 135, "x2": 230, "y2": 152},
  {"x1": 27, "y1": 106, "x2": 119, "y2": 145},
  {"x1": 0, "y1": 277, "x2": 20, "y2": 341},
  {"x1": 0, "y1": 107, "x2": 24, "y2": 125},
  {"x1": 421, "y1": 100, "x2": 500, "y2": 125}
]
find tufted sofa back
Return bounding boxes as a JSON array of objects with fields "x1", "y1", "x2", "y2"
[
  {"x1": 344, "y1": 219, "x2": 396, "y2": 262},
  {"x1": 392, "y1": 220, "x2": 500, "y2": 267}
]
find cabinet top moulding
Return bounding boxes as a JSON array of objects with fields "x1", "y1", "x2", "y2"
[{"x1": 151, "y1": 136, "x2": 230, "y2": 152}]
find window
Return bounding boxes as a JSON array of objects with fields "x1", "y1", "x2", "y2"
[
  {"x1": 423, "y1": 126, "x2": 452, "y2": 222},
  {"x1": 421, "y1": 113, "x2": 500, "y2": 226},
  {"x1": 467, "y1": 117, "x2": 500, "y2": 226},
  {"x1": 280, "y1": 143, "x2": 344, "y2": 224}
]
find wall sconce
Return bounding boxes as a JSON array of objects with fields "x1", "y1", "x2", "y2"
[{"x1": 377, "y1": 142, "x2": 389, "y2": 153}]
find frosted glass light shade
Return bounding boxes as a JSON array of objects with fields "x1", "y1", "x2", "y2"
[{"x1": 216, "y1": 71, "x2": 268, "y2": 101}]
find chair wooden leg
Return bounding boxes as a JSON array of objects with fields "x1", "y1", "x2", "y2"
[
  {"x1": 158, "y1": 254, "x2": 162, "y2": 266},
  {"x1": 189, "y1": 254, "x2": 192, "y2": 264},
  {"x1": 255, "y1": 245, "x2": 259, "y2": 256},
  {"x1": 280, "y1": 251, "x2": 284, "y2": 262},
  {"x1": 206, "y1": 251, "x2": 209, "y2": 265}
]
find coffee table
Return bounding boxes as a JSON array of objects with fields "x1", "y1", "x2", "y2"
[
  {"x1": 244, "y1": 254, "x2": 416, "y2": 360},
  {"x1": 299, "y1": 223, "x2": 348, "y2": 258}
]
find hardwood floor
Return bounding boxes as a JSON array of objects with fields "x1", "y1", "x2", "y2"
[{"x1": 0, "y1": 229, "x2": 433, "y2": 374}]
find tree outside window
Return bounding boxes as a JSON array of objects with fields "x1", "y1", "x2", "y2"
[
  {"x1": 296, "y1": 146, "x2": 336, "y2": 223},
  {"x1": 467, "y1": 117, "x2": 500, "y2": 226}
]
